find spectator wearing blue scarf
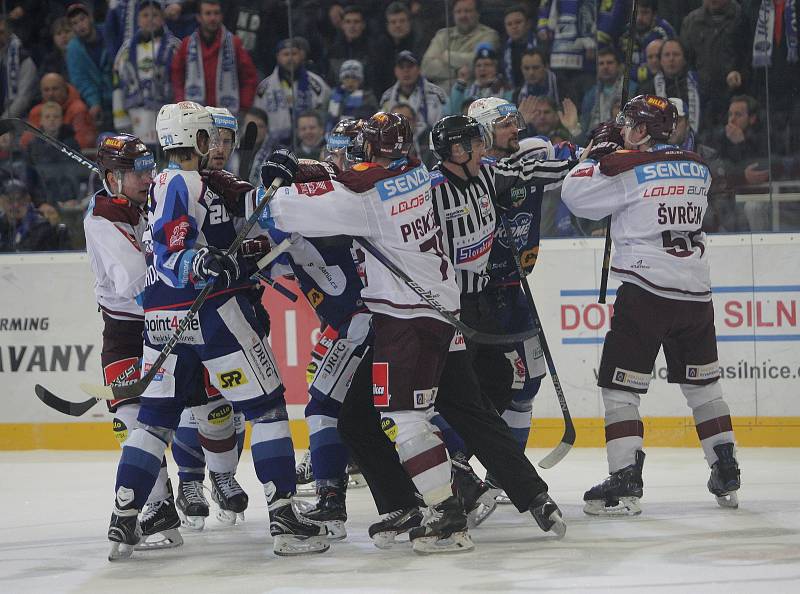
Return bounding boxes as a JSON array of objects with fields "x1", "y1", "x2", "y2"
[{"x1": 325, "y1": 60, "x2": 377, "y2": 134}]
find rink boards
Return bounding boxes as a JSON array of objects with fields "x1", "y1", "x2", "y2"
[{"x1": 1, "y1": 234, "x2": 798, "y2": 449}]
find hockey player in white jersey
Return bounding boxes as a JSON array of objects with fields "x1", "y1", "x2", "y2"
[
  {"x1": 561, "y1": 94, "x2": 741, "y2": 515},
  {"x1": 258, "y1": 112, "x2": 471, "y2": 553},
  {"x1": 107, "y1": 102, "x2": 328, "y2": 560},
  {"x1": 84, "y1": 134, "x2": 182, "y2": 551}
]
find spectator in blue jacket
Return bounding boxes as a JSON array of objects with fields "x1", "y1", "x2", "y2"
[{"x1": 66, "y1": 3, "x2": 113, "y2": 130}]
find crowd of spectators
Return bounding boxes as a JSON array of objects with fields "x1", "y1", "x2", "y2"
[{"x1": 1, "y1": 0, "x2": 799, "y2": 251}]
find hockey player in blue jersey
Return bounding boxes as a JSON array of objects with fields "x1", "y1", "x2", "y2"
[
  {"x1": 167, "y1": 106, "x2": 251, "y2": 531},
  {"x1": 107, "y1": 101, "x2": 328, "y2": 561},
  {"x1": 467, "y1": 97, "x2": 578, "y2": 501}
]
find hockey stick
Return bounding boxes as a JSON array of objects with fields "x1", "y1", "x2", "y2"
[
  {"x1": 0, "y1": 118, "x2": 101, "y2": 173},
  {"x1": 355, "y1": 237, "x2": 540, "y2": 346},
  {"x1": 253, "y1": 272, "x2": 298, "y2": 302},
  {"x1": 35, "y1": 384, "x2": 101, "y2": 417},
  {"x1": 237, "y1": 121, "x2": 258, "y2": 178},
  {"x1": 499, "y1": 216, "x2": 574, "y2": 468},
  {"x1": 598, "y1": 0, "x2": 638, "y2": 304},
  {"x1": 78, "y1": 177, "x2": 285, "y2": 401},
  {"x1": 250, "y1": 237, "x2": 298, "y2": 301}
]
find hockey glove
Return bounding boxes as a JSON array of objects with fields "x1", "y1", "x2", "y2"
[
  {"x1": 261, "y1": 148, "x2": 299, "y2": 187},
  {"x1": 240, "y1": 236, "x2": 271, "y2": 259},
  {"x1": 295, "y1": 159, "x2": 338, "y2": 183},
  {"x1": 585, "y1": 121, "x2": 624, "y2": 161},
  {"x1": 200, "y1": 169, "x2": 254, "y2": 217},
  {"x1": 191, "y1": 246, "x2": 240, "y2": 289}
]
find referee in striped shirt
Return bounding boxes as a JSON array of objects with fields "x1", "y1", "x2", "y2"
[
  {"x1": 424, "y1": 113, "x2": 576, "y2": 535},
  {"x1": 429, "y1": 116, "x2": 575, "y2": 296}
]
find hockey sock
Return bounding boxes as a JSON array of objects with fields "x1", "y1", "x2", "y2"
[
  {"x1": 305, "y1": 397, "x2": 348, "y2": 486},
  {"x1": 430, "y1": 412, "x2": 467, "y2": 457},
  {"x1": 113, "y1": 404, "x2": 170, "y2": 503},
  {"x1": 602, "y1": 388, "x2": 644, "y2": 473},
  {"x1": 388, "y1": 410, "x2": 452, "y2": 507},
  {"x1": 500, "y1": 376, "x2": 542, "y2": 450},
  {"x1": 115, "y1": 426, "x2": 173, "y2": 510},
  {"x1": 234, "y1": 412, "x2": 246, "y2": 460},
  {"x1": 249, "y1": 402, "x2": 295, "y2": 494},
  {"x1": 194, "y1": 400, "x2": 239, "y2": 474},
  {"x1": 682, "y1": 382, "x2": 735, "y2": 466},
  {"x1": 172, "y1": 408, "x2": 206, "y2": 483}
]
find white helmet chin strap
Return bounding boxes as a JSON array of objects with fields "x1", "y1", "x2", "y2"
[{"x1": 624, "y1": 126, "x2": 651, "y2": 147}]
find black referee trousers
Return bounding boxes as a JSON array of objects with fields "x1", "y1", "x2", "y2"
[{"x1": 338, "y1": 307, "x2": 549, "y2": 515}]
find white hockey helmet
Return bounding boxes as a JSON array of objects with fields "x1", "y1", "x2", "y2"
[
  {"x1": 156, "y1": 101, "x2": 219, "y2": 156},
  {"x1": 206, "y1": 106, "x2": 239, "y2": 147},
  {"x1": 468, "y1": 97, "x2": 526, "y2": 145}
]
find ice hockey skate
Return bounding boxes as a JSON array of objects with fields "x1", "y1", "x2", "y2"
[
  {"x1": 409, "y1": 496, "x2": 474, "y2": 555},
  {"x1": 708, "y1": 443, "x2": 741, "y2": 508},
  {"x1": 368, "y1": 506, "x2": 424, "y2": 549},
  {"x1": 452, "y1": 453, "x2": 498, "y2": 528},
  {"x1": 302, "y1": 477, "x2": 347, "y2": 540},
  {"x1": 529, "y1": 491, "x2": 566, "y2": 538},
  {"x1": 584, "y1": 450, "x2": 645, "y2": 516},
  {"x1": 210, "y1": 470, "x2": 248, "y2": 525},
  {"x1": 346, "y1": 459, "x2": 367, "y2": 489},
  {"x1": 294, "y1": 451, "x2": 315, "y2": 496},
  {"x1": 107, "y1": 487, "x2": 142, "y2": 561},
  {"x1": 267, "y1": 484, "x2": 330, "y2": 556},
  {"x1": 484, "y1": 472, "x2": 512, "y2": 505},
  {"x1": 136, "y1": 482, "x2": 183, "y2": 551},
  {"x1": 175, "y1": 479, "x2": 210, "y2": 530}
]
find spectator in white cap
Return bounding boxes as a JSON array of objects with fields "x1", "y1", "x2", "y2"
[{"x1": 326, "y1": 59, "x2": 377, "y2": 133}]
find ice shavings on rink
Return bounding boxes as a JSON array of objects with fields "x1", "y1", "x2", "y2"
[{"x1": 1, "y1": 448, "x2": 798, "y2": 594}]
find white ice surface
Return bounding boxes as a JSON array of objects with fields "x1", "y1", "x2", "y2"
[{"x1": 1, "y1": 448, "x2": 798, "y2": 594}]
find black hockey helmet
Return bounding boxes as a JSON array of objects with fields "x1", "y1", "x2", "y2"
[
  {"x1": 429, "y1": 115, "x2": 491, "y2": 161},
  {"x1": 360, "y1": 111, "x2": 413, "y2": 161},
  {"x1": 616, "y1": 94, "x2": 677, "y2": 142}
]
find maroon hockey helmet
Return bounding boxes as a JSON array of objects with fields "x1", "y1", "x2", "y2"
[
  {"x1": 359, "y1": 112, "x2": 413, "y2": 161},
  {"x1": 96, "y1": 133, "x2": 155, "y2": 175},
  {"x1": 616, "y1": 94, "x2": 677, "y2": 141}
]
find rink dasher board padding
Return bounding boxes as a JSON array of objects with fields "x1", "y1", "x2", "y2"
[{"x1": 1, "y1": 234, "x2": 799, "y2": 450}]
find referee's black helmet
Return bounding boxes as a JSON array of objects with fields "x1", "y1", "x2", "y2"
[{"x1": 429, "y1": 115, "x2": 490, "y2": 161}]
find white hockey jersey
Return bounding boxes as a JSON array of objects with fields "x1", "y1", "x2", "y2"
[
  {"x1": 259, "y1": 160, "x2": 461, "y2": 321},
  {"x1": 83, "y1": 191, "x2": 148, "y2": 321},
  {"x1": 561, "y1": 146, "x2": 712, "y2": 302}
]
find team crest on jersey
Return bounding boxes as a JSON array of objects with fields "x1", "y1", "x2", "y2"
[
  {"x1": 478, "y1": 194, "x2": 492, "y2": 217},
  {"x1": 572, "y1": 166, "x2": 594, "y2": 178},
  {"x1": 165, "y1": 216, "x2": 191, "y2": 249},
  {"x1": 496, "y1": 211, "x2": 532, "y2": 249}
]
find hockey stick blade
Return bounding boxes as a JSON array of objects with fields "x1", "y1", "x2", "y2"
[
  {"x1": 35, "y1": 384, "x2": 100, "y2": 417},
  {"x1": 0, "y1": 118, "x2": 101, "y2": 173},
  {"x1": 355, "y1": 237, "x2": 539, "y2": 345},
  {"x1": 78, "y1": 177, "x2": 285, "y2": 401}
]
